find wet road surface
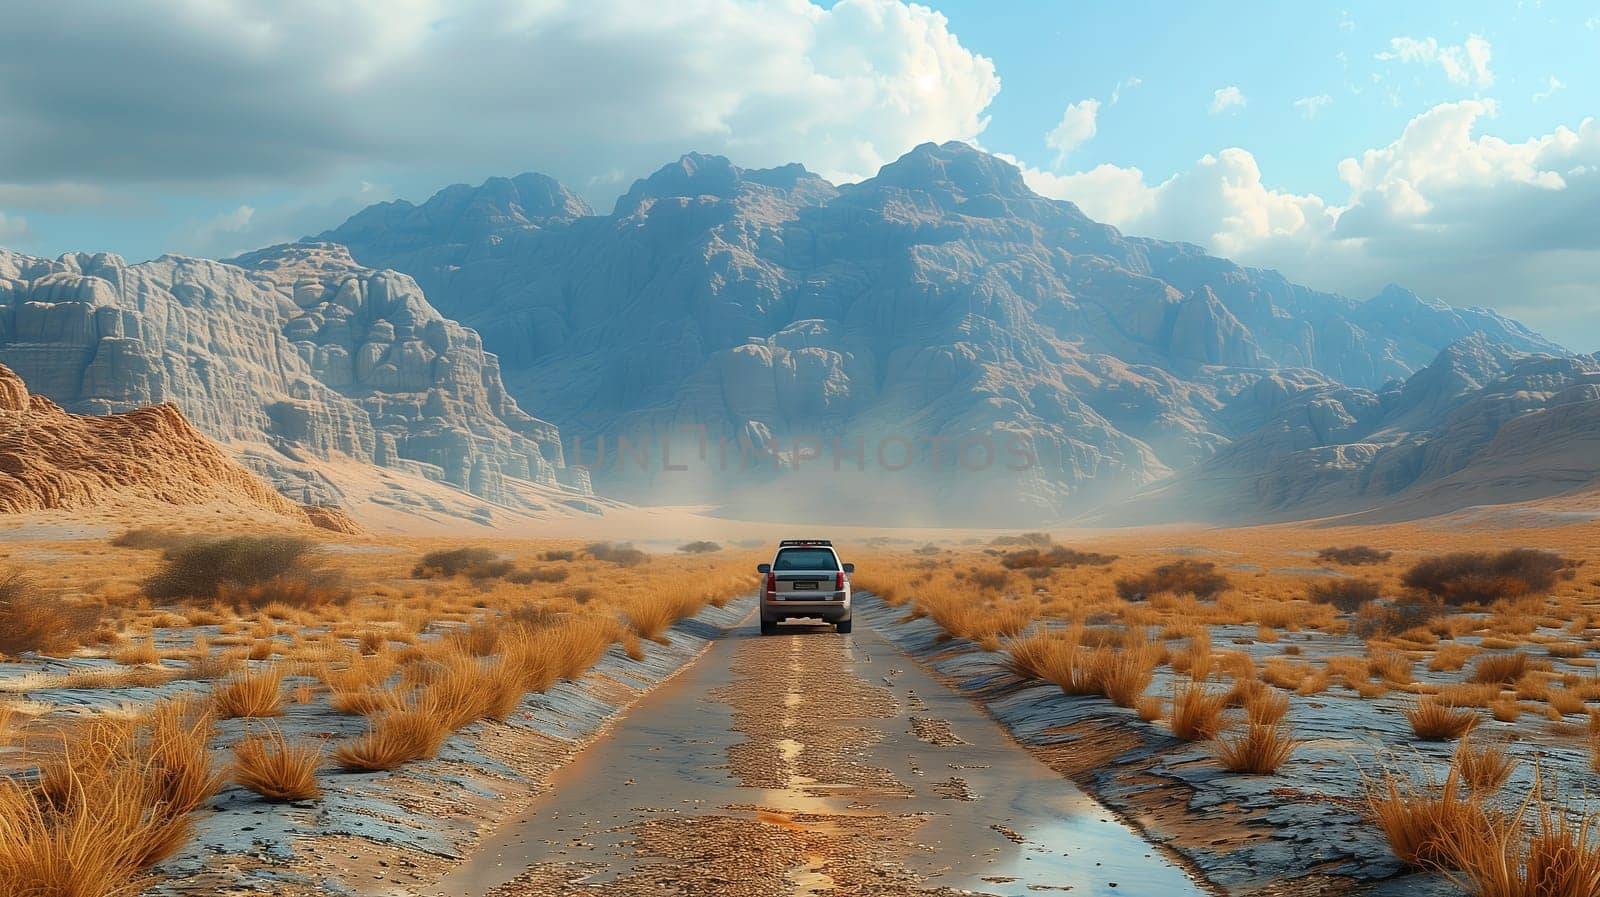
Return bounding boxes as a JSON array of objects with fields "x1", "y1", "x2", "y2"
[{"x1": 429, "y1": 614, "x2": 1208, "y2": 897}]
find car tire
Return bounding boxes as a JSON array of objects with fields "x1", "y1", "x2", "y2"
[
  {"x1": 835, "y1": 619, "x2": 852, "y2": 634},
  {"x1": 760, "y1": 619, "x2": 777, "y2": 636}
]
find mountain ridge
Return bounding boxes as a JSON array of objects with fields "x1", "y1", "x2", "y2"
[{"x1": 313, "y1": 141, "x2": 1564, "y2": 522}]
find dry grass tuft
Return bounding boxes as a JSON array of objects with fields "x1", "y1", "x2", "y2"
[
  {"x1": 331, "y1": 709, "x2": 451, "y2": 771},
  {"x1": 0, "y1": 569, "x2": 105, "y2": 657},
  {"x1": 1317, "y1": 546, "x2": 1394, "y2": 566},
  {"x1": 1407, "y1": 697, "x2": 1480, "y2": 741},
  {"x1": 1470, "y1": 652, "x2": 1538, "y2": 684},
  {"x1": 1368, "y1": 766, "x2": 1489, "y2": 870},
  {"x1": 1214, "y1": 722, "x2": 1297, "y2": 774},
  {"x1": 1439, "y1": 781, "x2": 1600, "y2": 897},
  {"x1": 1170, "y1": 682, "x2": 1228, "y2": 741},
  {"x1": 1453, "y1": 737, "x2": 1517, "y2": 796},
  {"x1": 1245, "y1": 686, "x2": 1291, "y2": 727},
  {"x1": 212, "y1": 667, "x2": 286, "y2": 719},
  {"x1": 231, "y1": 726, "x2": 322, "y2": 801}
]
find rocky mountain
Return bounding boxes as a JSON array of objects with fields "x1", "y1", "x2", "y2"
[
  {"x1": 0, "y1": 243, "x2": 595, "y2": 527},
  {"x1": 1116, "y1": 337, "x2": 1600, "y2": 522},
  {"x1": 0, "y1": 362, "x2": 342, "y2": 526},
  {"x1": 317, "y1": 141, "x2": 1562, "y2": 522}
]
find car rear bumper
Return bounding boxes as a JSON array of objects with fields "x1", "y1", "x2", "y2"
[{"x1": 762, "y1": 594, "x2": 851, "y2": 622}]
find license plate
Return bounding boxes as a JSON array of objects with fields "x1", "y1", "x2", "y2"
[{"x1": 791, "y1": 581, "x2": 818, "y2": 590}]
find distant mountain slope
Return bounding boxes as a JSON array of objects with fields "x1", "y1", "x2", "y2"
[
  {"x1": 0, "y1": 362, "x2": 318, "y2": 523},
  {"x1": 0, "y1": 243, "x2": 594, "y2": 526},
  {"x1": 317, "y1": 142, "x2": 1560, "y2": 522},
  {"x1": 1115, "y1": 337, "x2": 1600, "y2": 523}
]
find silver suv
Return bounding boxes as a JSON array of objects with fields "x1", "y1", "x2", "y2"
[{"x1": 757, "y1": 540, "x2": 853, "y2": 635}]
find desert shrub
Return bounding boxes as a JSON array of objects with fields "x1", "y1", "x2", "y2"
[
  {"x1": 0, "y1": 569, "x2": 105, "y2": 657},
  {"x1": 586, "y1": 542, "x2": 647, "y2": 566},
  {"x1": 1115, "y1": 561, "x2": 1231, "y2": 601},
  {"x1": 1001, "y1": 545, "x2": 1117, "y2": 570},
  {"x1": 411, "y1": 547, "x2": 513, "y2": 580},
  {"x1": 143, "y1": 535, "x2": 324, "y2": 602},
  {"x1": 968, "y1": 567, "x2": 1011, "y2": 591},
  {"x1": 914, "y1": 544, "x2": 941, "y2": 555},
  {"x1": 1402, "y1": 549, "x2": 1576, "y2": 606},
  {"x1": 1307, "y1": 578, "x2": 1384, "y2": 613},
  {"x1": 111, "y1": 528, "x2": 191, "y2": 551},
  {"x1": 1355, "y1": 594, "x2": 1445, "y2": 639},
  {"x1": 1317, "y1": 546, "x2": 1393, "y2": 566},
  {"x1": 991, "y1": 532, "x2": 1053, "y2": 547},
  {"x1": 541, "y1": 549, "x2": 576, "y2": 562},
  {"x1": 678, "y1": 541, "x2": 721, "y2": 554},
  {"x1": 507, "y1": 566, "x2": 569, "y2": 585}
]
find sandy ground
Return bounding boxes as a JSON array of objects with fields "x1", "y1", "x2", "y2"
[{"x1": 430, "y1": 617, "x2": 1206, "y2": 897}]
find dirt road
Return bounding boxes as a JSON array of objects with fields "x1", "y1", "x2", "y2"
[{"x1": 430, "y1": 614, "x2": 1208, "y2": 897}]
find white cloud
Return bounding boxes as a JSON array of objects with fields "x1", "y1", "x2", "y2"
[
  {"x1": 0, "y1": 211, "x2": 31, "y2": 245},
  {"x1": 1377, "y1": 34, "x2": 1494, "y2": 87},
  {"x1": 1045, "y1": 99, "x2": 1100, "y2": 166},
  {"x1": 1017, "y1": 101, "x2": 1600, "y2": 348},
  {"x1": 1109, "y1": 76, "x2": 1141, "y2": 105},
  {"x1": 0, "y1": 0, "x2": 999, "y2": 200},
  {"x1": 1209, "y1": 86, "x2": 1246, "y2": 115},
  {"x1": 1293, "y1": 94, "x2": 1334, "y2": 119},
  {"x1": 1533, "y1": 76, "x2": 1566, "y2": 103}
]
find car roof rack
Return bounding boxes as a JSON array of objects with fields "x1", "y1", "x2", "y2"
[{"x1": 778, "y1": 539, "x2": 832, "y2": 546}]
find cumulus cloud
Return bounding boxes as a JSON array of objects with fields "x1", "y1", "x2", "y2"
[
  {"x1": 1019, "y1": 101, "x2": 1600, "y2": 347},
  {"x1": 1209, "y1": 86, "x2": 1246, "y2": 115},
  {"x1": 1293, "y1": 94, "x2": 1334, "y2": 119},
  {"x1": 0, "y1": 0, "x2": 998, "y2": 203},
  {"x1": 1377, "y1": 35, "x2": 1493, "y2": 87},
  {"x1": 1045, "y1": 99, "x2": 1100, "y2": 166}
]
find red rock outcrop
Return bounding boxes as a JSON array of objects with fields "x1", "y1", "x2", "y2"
[{"x1": 0, "y1": 362, "x2": 318, "y2": 521}]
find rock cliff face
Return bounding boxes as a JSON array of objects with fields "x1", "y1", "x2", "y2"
[
  {"x1": 0, "y1": 243, "x2": 589, "y2": 519},
  {"x1": 317, "y1": 142, "x2": 1560, "y2": 522},
  {"x1": 0, "y1": 362, "x2": 317, "y2": 521},
  {"x1": 1119, "y1": 337, "x2": 1600, "y2": 522}
]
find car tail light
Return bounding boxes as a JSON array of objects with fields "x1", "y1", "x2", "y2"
[
  {"x1": 765, "y1": 571, "x2": 776, "y2": 594},
  {"x1": 835, "y1": 571, "x2": 845, "y2": 590}
]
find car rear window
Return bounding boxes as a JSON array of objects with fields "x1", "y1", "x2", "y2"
[{"x1": 774, "y1": 547, "x2": 838, "y2": 571}]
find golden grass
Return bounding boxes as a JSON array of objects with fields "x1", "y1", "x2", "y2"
[
  {"x1": 231, "y1": 726, "x2": 322, "y2": 802},
  {"x1": 1368, "y1": 766, "x2": 1489, "y2": 870},
  {"x1": 1407, "y1": 698, "x2": 1480, "y2": 741},
  {"x1": 0, "y1": 700, "x2": 221, "y2": 894},
  {"x1": 1214, "y1": 722, "x2": 1297, "y2": 774},
  {"x1": 212, "y1": 667, "x2": 285, "y2": 719},
  {"x1": 1439, "y1": 784, "x2": 1600, "y2": 897},
  {"x1": 1245, "y1": 685, "x2": 1291, "y2": 727},
  {"x1": 1454, "y1": 737, "x2": 1516, "y2": 796},
  {"x1": 331, "y1": 709, "x2": 451, "y2": 771},
  {"x1": 1169, "y1": 682, "x2": 1228, "y2": 741},
  {"x1": 111, "y1": 638, "x2": 161, "y2": 666}
]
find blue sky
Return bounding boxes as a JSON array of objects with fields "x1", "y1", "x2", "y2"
[
  {"x1": 1, "y1": 0, "x2": 1597, "y2": 346},
  {"x1": 937, "y1": 1, "x2": 1592, "y2": 195}
]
